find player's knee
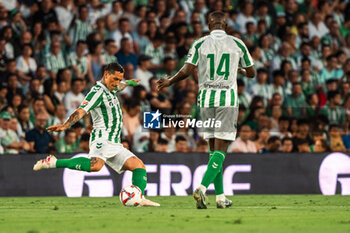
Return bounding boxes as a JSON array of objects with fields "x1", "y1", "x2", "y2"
[
  {"x1": 135, "y1": 158, "x2": 146, "y2": 169},
  {"x1": 90, "y1": 157, "x2": 104, "y2": 172}
]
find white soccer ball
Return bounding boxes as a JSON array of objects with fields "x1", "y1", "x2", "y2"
[{"x1": 119, "y1": 185, "x2": 143, "y2": 207}]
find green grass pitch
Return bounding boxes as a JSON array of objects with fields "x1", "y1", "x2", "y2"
[{"x1": 1, "y1": 195, "x2": 349, "y2": 233}]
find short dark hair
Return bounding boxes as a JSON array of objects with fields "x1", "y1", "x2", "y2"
[
  {"x1": 102, "y1": 63, "x2": 124, "y2": 74},
  {"x1": 81, "y1": 133, "x2": 90, "y2": 142},
  {"x1": 329, "y1": 124, "x2": 339, "y2": 131},
  {"x1": 65, "y1": 129, "x2": 75, "y2": 137},
  {"x1": 268, "y1": 136, "x2": 280, "y2": 144},
  {"x1": 104, "y1": 39, "x2": 115, "y2": 46},
  {"x1": 175, "y1": 135, "x2": 187, "y2": 143},
  {"x1": 158, "y1": 138, "x2": 169, "y2": 145},
  {"x1": 327, "y1": 90, "x2": 340, "y2": 100},
  {"x1": 282, "y1": 137, "x2": 292, "y2": 144}
]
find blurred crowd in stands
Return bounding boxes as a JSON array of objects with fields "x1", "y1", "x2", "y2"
[{"x1": 0, "y1": 0, "x2": 350, "y2": 154}]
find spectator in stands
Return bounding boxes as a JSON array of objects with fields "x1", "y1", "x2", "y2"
[
  {"x1": 308, "y1": 11, "x2": 329, "y2": 39},
  {"x1": 116, "y1": 37, "x2": 138, "y2": 67},
  {"x1": 123, "y1": 99, "x2": 141, "y2": 142},
  {"x1": 135, "y1": 55, "x2": 153, "y2": 90},
  {"x1": 320, "y1": 55, "x2": 344, "y2": 83},
  {"x1": 110, "y1": 17, "x2": 133, "y2": 47},
  {"x1": 174, "y1": 135, "x2": 189, "y2": 153},
  {"x1": 6, "y1": 73, "x2": 23, "y2": 105},
  {"x1": 63, "y1": 78, "x2": 84, "y2": 116},
  {"x1": 261, "y1": 136, "x2": 281, "y2": 153},
  {"x1": 17, "y1": 105, "x2": 33, "y2": 138},
  {"x1": 155, "y1": 138, "x2": 169, "y2": 152},
  {"x1": 32, "y1": 0, "x2": 58, "y2": 29},
  {"x1": 156, "y1": 57, "x2": 177, "y2": 79},
  {"x1": 321, "y1": 91, "x2": 345, "y2": 125},
  {"x1": 293, "y1": 119, "x2": 313, "y2": 148},
  {"x1": 133, "y1": 20, "x2": 150, "y2": 55},
  {"x1": 25, "y1": 112, "x2": 51, "y2": 153},
  {"x1": 254, "y1": 127, "x2": 270, "y2": 152},
  {"x1": 45, "y1": 41, "x2": 66, "y2": 79},
  {"x1": 0, "y1": 111, "x2": 29, "y2": 154},
  {"x1": 269, "y1": 71, "x2": 285, "y2": 101},
  {"x1": 145, "y1": 32, "x2": 164, "y2": 69},
  {"x1": 295, "y1": 138, "x2": 311, "y2": 152},
  {"x1": 196, "y1": 138, "x2": 208, "y2": 152},
  {"x1": 236, "y1": 1, "x2": 256, "y2": 34},
  {"x1": 70, "y1": 5, "x2": 92, "y2": 46},
  {"x1": 147, "y1": 77, "x2": 172, "y2": 113},
  {"x1": 43, "y1": 79, "x2": 60, "y2": 115},
  {"x1": 230, "y1": 124, "x2": 257, "y2": 153},
  {"x1": 55, "y1": 129, "x2": 78, "y2": 153},
  {"x1": 76, "y1": 133, "x2": 90, "y2": 153},
  {"x1": 284, "y1": 82, "x2": 306, "y2": 118},
  {"x1": 16, "y1": 43, "x2": 37, "y2": 85},
  {"x1": 103, "y1": 39, "x2": 118, "y2": 64},
  {"x1": 237, "y1": 79, "x2": 251, "y2": 109},
  {"x1": 87, "y1": 40, "x2": 104, "y2": 83},
  {"x1": 313, "y1": 139, "x2": 330, "y2": 152},
  {"x1": 161, "y1": 125, "x2": 176, "y2": 153},
  {"x1": 281, "y1": 137, "x2": 293, "y2": 153},
  {"x1": 329, "y1": 124, "x2": 347, "y2": 152},
  {"x1": 67, "y1": 40, "x2": 88, "y2": 80},
  {"x1": 305, "y1": 93, "x2": 320, "y2": 118}
]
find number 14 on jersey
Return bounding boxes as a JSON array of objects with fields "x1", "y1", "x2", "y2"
[{"x1": 207, "y1": 53, "x2": 230, "y2": 80}]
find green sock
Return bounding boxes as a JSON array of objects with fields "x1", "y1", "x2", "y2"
[
  {"x1": 201, "y1": 150, "x2": 225, "y2": 188},
  {"x1": 56, "y1": 157, "x2": 91, "y2": 172},
  {"x1": 132, "y1": 168, "x2": 147, "y2": 195},
  {"x1": 210, "y1": 151, "x2": 224, "y2": 195}
]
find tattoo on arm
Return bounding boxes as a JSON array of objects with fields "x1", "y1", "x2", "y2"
[
  {"x1": 90, "y1": 157, "x2": 98, "y2": 167},
  {"x1": 64, "y1": 109, "x2": 85, "y2": 128}
]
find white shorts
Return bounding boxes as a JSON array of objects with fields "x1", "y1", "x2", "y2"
[
  {"x1": 200, "y1": 107, "x2": 238, "y2": 141},
  {"x1": 88, "y1": 140, "x2": 136, "y2": 174}
]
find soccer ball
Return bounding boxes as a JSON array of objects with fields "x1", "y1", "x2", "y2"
[{"x1": 119, "y1": 185, "x2": 143, "y2": 207}]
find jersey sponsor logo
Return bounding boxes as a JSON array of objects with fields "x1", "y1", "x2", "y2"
[
  {"x1": 96, "y1": 143, "x2": 102, "y2": 149},
  {"x1": 81, "y1": 100, "x2": 89, "y2": 107},
  {"x1": 109, "y1": 102, "x2": 114, "y2": 107},
  {"x1": 143, "y1": 110, "x2": 161, "y2": 129}
]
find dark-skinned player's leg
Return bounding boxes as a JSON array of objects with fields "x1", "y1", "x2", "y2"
[
  {"x1": 194, "y1": 138, "x2": 230, "y2": 209},
  {"x1": 209, "y1": 139, "x2": 224, "y2": 200}
]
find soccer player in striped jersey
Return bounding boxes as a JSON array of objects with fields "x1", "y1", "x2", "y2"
[
  {"x1": 157, "y1": 11, "x2": 255, "y2": 209},
  {"x1": 33, "y1": 63, "x2": 159, "y2": 207}
]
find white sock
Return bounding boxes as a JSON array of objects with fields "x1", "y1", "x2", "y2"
[
  {"x1": 198, "y1": 185, "x2": 207, "y2": 194},
  {"x1": 216, "y1": 194, "x2": 225, "y2": 202}
]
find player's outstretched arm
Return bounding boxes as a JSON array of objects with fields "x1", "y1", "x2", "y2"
[
  {"x1": 157, "y1": 63, "x2": 195, "y2": 91},
  {"x1": 47, "y1": 108, "x2": 87, "y2": 132},
  {"x1": 118, "y1": 79, "x2": 140, "y2": 91}
]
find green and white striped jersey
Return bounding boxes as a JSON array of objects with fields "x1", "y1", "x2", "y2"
[
  {"x1": 79, "y1": 81, "x2": 123, "y2": 144},
  {"x1": 185, "y1": 30, "x2": 254, "y2": 108}
]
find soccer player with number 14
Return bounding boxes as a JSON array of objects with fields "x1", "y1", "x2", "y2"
[{"x1": 157, "y1": 11, "x2": 255, "y2": 209}]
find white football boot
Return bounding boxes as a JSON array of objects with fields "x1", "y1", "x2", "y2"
[
  {"x1": 33, "y1": 155, "x2": 57, "y2": 171},
  {"x1": 217, "y1": 198, "x2": 233, "y2": 209}
]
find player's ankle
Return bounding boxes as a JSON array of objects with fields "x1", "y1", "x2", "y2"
[
  {"x1": 198, "y1": 184, "x2": 207, "y2": 194},
  {"x1": 216, "y1": 193, "x2": 225, "y2": 202}
]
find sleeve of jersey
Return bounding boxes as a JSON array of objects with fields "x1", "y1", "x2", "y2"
[
  {"x1": 79, "y1": 88, "x2": 102, "y2": 113},
  {"x1": 184, "y1": 39, "x2": 204, "y2": 66},
  {"x1": 233, "y1": 39, "x2": 254, "y2": 68}
]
